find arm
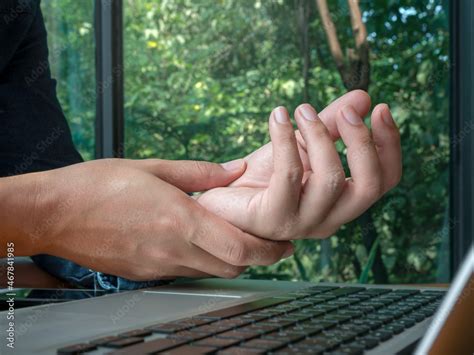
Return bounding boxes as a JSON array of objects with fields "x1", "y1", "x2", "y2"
[
  {"x1": 0, "y1": 159, "x2": 293, "y2": 280},
  {"x1": 0, "y1": 172, "x2": 49, "y2": 257}
]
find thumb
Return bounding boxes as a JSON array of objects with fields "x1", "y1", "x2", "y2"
[{"x1": 138, "y1": 158, "x2": 246, "y2": 192}]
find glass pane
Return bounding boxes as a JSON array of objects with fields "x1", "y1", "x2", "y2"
[
  {"x1": 124, "y1": 0, "x2": 450, "y2": 284},
  {"x1": 41, "y1": 0, "x2": 95, "y2": 160}
]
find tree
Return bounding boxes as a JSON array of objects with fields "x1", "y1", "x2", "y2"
[{"x1": 316, "y1": 0, "x2": 388, "y2": 282}]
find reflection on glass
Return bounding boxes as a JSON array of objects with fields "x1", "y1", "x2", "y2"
[
  {"x1": 41, "y1": 0, "x2": 95, "y2": 160},
  {"x1": 124, "y1": 0, "x2": 449, "y2": 284}
]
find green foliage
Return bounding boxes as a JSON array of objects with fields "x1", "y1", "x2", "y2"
[
  {"x1": 42, "y1": 0, "x2": 95, "y2": 161},
  {"x1": 43, "y1": 0, "x2": 450, "y2": 284}
]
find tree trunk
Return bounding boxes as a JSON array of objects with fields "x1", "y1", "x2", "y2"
[
  {"x1": 296, "y1": 0, "x2": 311, "y2": 102},
  {"x1": 315, "y1": 0, "x2": 388, "y2": 283}
]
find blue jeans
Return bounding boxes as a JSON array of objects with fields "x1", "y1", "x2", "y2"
[{"x1": 32, "y1": 255, "x2": 169, "y2": 290}]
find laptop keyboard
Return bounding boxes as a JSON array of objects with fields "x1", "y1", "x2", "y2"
[{"x1": 57, "y1": 285, "x2": 445, "y2": 355}]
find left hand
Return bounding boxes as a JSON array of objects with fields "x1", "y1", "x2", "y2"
[{"x1": 196, "y1": 100, "x2": 401, "y2": 240}]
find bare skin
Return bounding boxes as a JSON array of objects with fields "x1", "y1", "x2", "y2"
[
  {"x1": 0, "y1": 159, "x2": 292, "y2": 281},
  {"x1": 197, "y1": 90, "x2": 402, "y2": 240}
]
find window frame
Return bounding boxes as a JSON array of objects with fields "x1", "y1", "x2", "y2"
[
  {"x1": 94, "y1": 0, "x2": 124, "y2": 158},
  {"x1": 449, "y1": 0, "x2": 473, "y2": 276}
]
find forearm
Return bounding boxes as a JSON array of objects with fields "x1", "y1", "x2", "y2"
[{"x1": 0, "y1": 172, "x2": 52, "y2": 257}]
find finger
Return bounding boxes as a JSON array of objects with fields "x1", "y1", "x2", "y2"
[
  {"x1": 295, "y1": 89, "x2": 372, "y2": 148},
  {"x1": 159, "y1": 266, "x2": 212, "y2": 279},
  {"x1": 130, "y1": 159, "x2": 246, "y2": 192},
  {"x1": 184, "y1": 244, "x2": 248, "y2": 279},
  {"x1": 371, "y1": 104, "x2": 402, "y2": 192},
  {"x1": 190, "y1": 203, "x2": 294, "y2": 266},
  {"x1": 267, "y1": 107, "x2": 303, "y2": 218},
  {"x1": 294, "y1": 104, "x2": 345, "y2": 228},
  {"x1": 312, "y1": 105, "x2": 383, "y2": 236}
]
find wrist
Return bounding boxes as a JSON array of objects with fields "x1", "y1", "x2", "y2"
[{"x1": 0, "y1": 171, "x2": 55, "y2": 256}]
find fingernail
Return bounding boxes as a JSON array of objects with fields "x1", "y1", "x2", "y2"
[
  {"x1": 382, "y1": 105, "x2": 395, "y2": 127},
  {"x1": 299, "y1": 105, "x2": 317, "y2": 121},
  {"x1": 221, "y1": 159, "x2": 244, "y2": 171},
  {"x1": 341, "y1": 105, "x2": 362, "y2": 126},
  {"x1": 274, "y1": 107, "x2": 289, "y2": 124},
  {"x1": 282, "y1": 244, "x2": 294, "y2": 258}
]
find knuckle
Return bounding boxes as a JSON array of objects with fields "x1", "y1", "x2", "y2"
[
  {"x1": 312, "y1": 123, "x2": 330, "y2": 139},
  {"x1": 359, "y1": 134, "x2": 374, "y2": 150},
  {"x1": 225, "y1": 240, "x2": 249, "y2": 265},
  {"x1": 310, "y1": 226, "x2": 338, "y2": 239},
  {"x1": 281, "y1": 165, "x2": 304, "y2": 184},
  {"x1": 192, "y1": 161, "x2": 212, "y2": 179},
  {"x1": 127, "y1": 265, "x2": 156, "y2": 281},
  {"x1": 156, "y1": 212, "x2": 183, "y2": 236},
  {"x1": 362, "y1": 179, "x2": 384, "y2": 201},
  {"x1": 255, "y1": 242, "x2": 286, "y2": 266},
  {"x1": 387, "y1": 170, "x2": 402, "y2": 190},
  {"x1": 278, "y1": 132, "x2": 296, "y2": 146},
  {"x1": 221, "y1": 266, "x2": 245, "y2": 279},
  {"x1": 322, "y1": 167, "x2": 346, "y2": 194}
]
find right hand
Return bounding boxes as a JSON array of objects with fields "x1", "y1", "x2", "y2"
[{"x1": 31, "y1": 159, "x2": 293, "y2": 281}]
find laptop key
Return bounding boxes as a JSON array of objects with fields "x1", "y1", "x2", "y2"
[
  {"x1": 108, "y1": 338, "x2": 189, "y2": 354},
  {"x1": 325, "y1": 287, "x2": 366, "y2": 296},
  {"x1": 190, "y1": 323, "x2": 235, "y2": 334},
  {"x1": 240, "y1": 338, "x2": 285, "y2": 351},
  {"x1": 89, "y1": 336, "x2": 122, "y2": 346},
  {"x1": 57, "y1": 343, "x2": 97, "y2": 354},
  {"x1": 238, "y1": 324, "x2": 279, "y2": 334},
  {"x1": 358, "y1": 335, "x2": 380, "y2": 348},
  {"x1": 168, "y1": 331, "x2": 209, "y2": 341},
  {"x1": 216, "y1": 330, "x2": 258, "y2": 341},
  {"x1": 117, "y1": 329, "x2": 152, "y2": 338},
  {"x1": 324, "y1": 330, "x2": 357, "y2": 343},
  {"x1": 340, "y1": 326, "x2": 369, "y2": 337},
  {"x1": 194, "y1": 337, "x2": 241, "y2": 348},
  {"x1": 163, "y1": 345, "x2": 216, "y2": 354},
  {"x1": 262, "y1": 331, "x2": 305, "y2": 343},
  {"x1": 146, "y1": 323, "x2": 190, "y2": 334},
  {"x1": 104, "y1": 337, "x2": 144, "y2": 348},
  {"x1": 334, "y1": 344, "x2": 364, "y2": 355},
  {"x1": 284, "y1": 345, "x2": 326, "y2": 354},
  {"x1": 217, "y1": 347, "x2": 265, "y2": 354},
  {"x1": 196, "y1": 298, "x2": 289, "y2": 320},
  {"x1": 409, "y1": 312, "x2": 426, "y2": 322},
  {"x1": 370, "y1": 330, "x2": 392, "y2": 341},
  {"x1": 294, "y1": 336, "x2": 338, "y2": 350},
  {"x1": 382, "y1": 323, "x2": 404, "y2": 334}
]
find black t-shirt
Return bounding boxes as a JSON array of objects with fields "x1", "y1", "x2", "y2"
[{"x1": 0, "y1": 0, "x2": 83, "y2": 177}]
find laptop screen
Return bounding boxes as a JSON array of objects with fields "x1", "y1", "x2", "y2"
[{"x1": 415, "y1": 247, "x2": 474, "y2": 354}]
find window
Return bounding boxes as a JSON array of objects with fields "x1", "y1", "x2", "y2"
[
  {"x1": 42, "y1": 0, "x2": 95, "y2": 160},
  {"x1": 44, "y1": 0, "x2": 471, "y2": 284},
  {"x1": 123, "y1": 0, "x2": 450, "y2": 284}
]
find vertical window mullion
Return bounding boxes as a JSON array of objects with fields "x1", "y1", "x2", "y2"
[
  {"x1": 95, "y1": 0, "x2": 124, "y2": 159},
  {"x1": 450, "y1": 0, "x2": 473, "y2": 277}
]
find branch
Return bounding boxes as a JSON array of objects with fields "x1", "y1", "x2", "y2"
[
  {"x1": 347, "y1": 0, "x2": 370, "y2": 90},
  {"x1": 347, "y1": 0, "x2": 367, "y2": 49},
  {"x1": 315, "y1": 0, "x2": 346, "y2": 75}
]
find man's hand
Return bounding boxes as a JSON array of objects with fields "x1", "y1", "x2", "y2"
[
  {"x1": 197, "y1": 92, "x2": 402, "y2": 240},
  {"x1": 3, "y1": 159, "x2": 293, "y2": 281}
]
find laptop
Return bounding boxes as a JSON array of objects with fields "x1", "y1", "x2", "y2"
[{"x1": 0, "y1": 247, "x2": 472, "y2": 355}]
